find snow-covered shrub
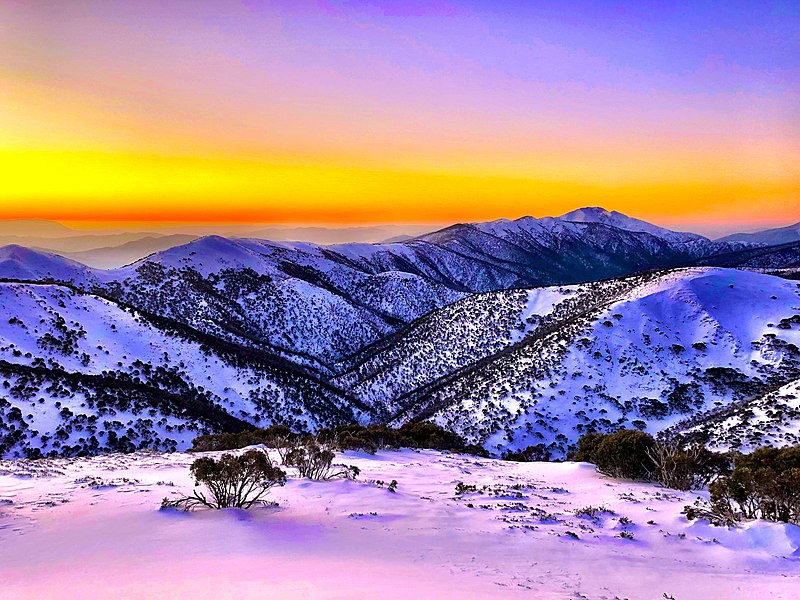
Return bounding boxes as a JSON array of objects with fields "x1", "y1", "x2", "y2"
[
  {"x1": 684, "y1": 446, "x2": 800, "y2": 525},
  {"x1": 283, "y1": 439, "x2": 360, "y2": 481},
  {"x1": 161, "y1": 449, "x2": 286, "y2": 510},
  {"x1": 574, "y1": 505, "x2": 616, "y2": 524}
]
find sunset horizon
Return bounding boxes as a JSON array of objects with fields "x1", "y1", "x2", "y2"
[{"x1": 1, "y1": 1, "x2": 796, "y2": 230}]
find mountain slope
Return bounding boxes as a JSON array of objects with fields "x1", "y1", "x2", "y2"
[
  {"x1": 0, "y1": 245, "x2": 97, "y2": 284},
  {"x1": 334, "y1": 284, "x2": 580, "y2": 411},
  {"x1": 697, "y1": 241, "x2": 800, "y2": 269},
  {"x1": 670, "y1": 378, "x2": 800, "y2": 452},
  {"x1": 338, "y1": 268, "x2": 800, "y2": 456},
  {"x1": 0, "y1": 281, "x2": 361, "y2": 458}
]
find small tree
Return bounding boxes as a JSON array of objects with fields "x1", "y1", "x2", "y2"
[
  {"x1": 283, "y1": 439, "x2": 359, "y2": 480},
  {"x1": 162, "y1": 449, "x2": 286, "y2": 511},
  {"x1": 685, "y1": 446, "x2": 800, "y2": 525}
]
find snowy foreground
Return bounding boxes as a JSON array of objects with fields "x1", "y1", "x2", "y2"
[{"x1": 1, "y1": 449, "x2": 799, "y2": 599}]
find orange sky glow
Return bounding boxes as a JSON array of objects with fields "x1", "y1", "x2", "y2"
[{"x1": 0, "y1": 1, "x2": 797, "y2": 232}]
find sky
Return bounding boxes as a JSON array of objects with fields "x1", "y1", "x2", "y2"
[{"x1": 0, "y1": 0, "x2": 798, "y2": 234}]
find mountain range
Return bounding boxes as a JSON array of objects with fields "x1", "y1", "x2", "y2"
[
  {"x1": 718, "y1": 221, "x2": 800, "y2": 246},
  {"x1": 1, "y1": 207, "x2": 799, "y2": 458}
]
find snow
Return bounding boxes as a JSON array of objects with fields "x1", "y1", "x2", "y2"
[
  {"x1": 560, "y1": 207, "x2": 707, "y2": 245},
  {"x1": 359, "y1": 268, "x2": 800, "y2": 455},
  {"x1": 0, "y1": 245, "x2": 96, "y2": 284},
  {"x1": 0, "y1": 448, "x2": 797, "y2": 599},
  {"x1": 680, "y1": 379, "x2": 800, "y2": 451},
  {"x1": 0, "y1": 282, "x2": 359, "y2": 457}
]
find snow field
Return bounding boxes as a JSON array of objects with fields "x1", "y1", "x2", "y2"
[{"x1": 1, "y1": 448, "x2": 798, "y2": 599}]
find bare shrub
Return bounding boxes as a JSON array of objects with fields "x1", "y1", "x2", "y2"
[
  {"x1": 283, "y1": 439, "x2": 360, "y2": 480},
  {"x1": 161, "y1": 449, "x2": 286, "y2": 511},
  {"x1": 647, "y1": 440, "x2": 730, "y2": 491}
]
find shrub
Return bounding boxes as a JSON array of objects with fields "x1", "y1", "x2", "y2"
[
  {"x1": 283, "y1": 439, "x2": 360, "y2": 480},
  {"x1": 574, "y1": 505, "x2": 615, "y2": 524},
  {"x1": 397, "y1": 421, "x2": 466, "y2": 451},
  {"x1": 161, "y1": 449, "x2": 286, "y2": 511},
  {"x1": 316, "y1": 424, "x2": 399, "y2": 454},
  {"x1": 502, "y1": 444, "x2": 552, "y2": 462},
  {"x1": 575, "y1": 430, "x2": 656, "y2": 480},
  {"x1": 684, "y1": 446, "x2": 800, "y2": 525},
  {"x1": 190, "y1": 425, "x2": 300, "y2": 452},
  {"x1": 573, "y1": 432, "x2": 605, "y2": 462},
  {"x1": 315, "y1": 422, "x2": 479, "y2": 455},
  {"x1": 647, "y1": 441, "x2": 730, "y2": 491},
  {"x1": 461, "y1": 443, "x2": 491, "y2": 458},
  {"x1": 454, "y1": 482, "x2": 480, "y2": 495}
]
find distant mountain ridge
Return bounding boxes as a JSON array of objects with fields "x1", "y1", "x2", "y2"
[{"x1": 718, "y1": 221, "x2": 800, "y2": 246}]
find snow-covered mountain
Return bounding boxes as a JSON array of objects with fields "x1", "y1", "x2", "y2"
[
  {"x1": 0, "y1": 281, "x2": 361, "y2": 458},
  {"x1": 559, "y1": 206, "x2": 706, "y2": 245},
  {"x1": 698, "y1": 240, "x2": 800, "y2": 270},
  {"x1": 3, "y1": 209, "x2": 800, "y2": 458},
  {"x1": 338, "y1": 268, "x2": 800, "y2": 456},
  {"x1": 0, "y1": 245, "x2": 97, "y2": 284},
  {"x1": 0, "y1": 208, "x2": 759, "y2": 366},
  {"x1": 718, "y1": 221, "x2": 800, "y2": 246},
  {"x1": 0, "y1": 217, "x2": 695, "y2": 366}
]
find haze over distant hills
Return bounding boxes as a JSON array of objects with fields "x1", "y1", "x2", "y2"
[
  {"x1": 2, "y1": 211, "x2": 799, "y2": 269},
  {"x1": 0, "y1": 221, "x2": 437, "y2": 268}
]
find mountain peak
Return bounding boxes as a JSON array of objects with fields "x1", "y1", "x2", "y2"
[
  {"x1": 559, "y1": 207, "x2": 707, "y2": 244},
  {"x1": 560, "y1": 206, "x2": 613, "y2": 219}
]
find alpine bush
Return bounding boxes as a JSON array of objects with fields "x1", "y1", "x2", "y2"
[
  {"x1": 161, "y1": 449, "x2": 286, "y2": 510},
  {"x1": 647, "y1": 440, "x2": 730, "y2": 491},
  {"x1": 574, "y1": 430, "x2": 729, "y2": 488},
  {"x1": 574, "y1": 429, "x2": 656, "y2": 480},
  {"x1": 502, "y1": 444, "x2": 552, "y2": 462},
  {"x1": 685, "y1": 446, "x2": 800, "y2": 525},
  {"x1": 283, "y1": 439, "x2": 360, "y2": 480},
  {"x1": 190, "y1": 425, "x2": 299, "y2": 452}
]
